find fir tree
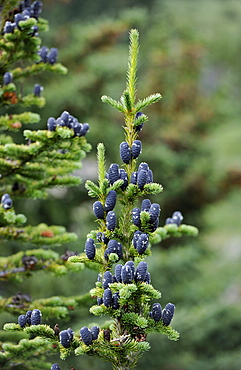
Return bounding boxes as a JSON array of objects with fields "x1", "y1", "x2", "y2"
[
  {"x1": 31, "y1": 3, "x2": 241, "y2": 370},
  {"x1": 0, "y1": 2, "x2": 91, "y2": 369},
  {"x1": 1, "y1": 13, "x2": 198, "y2": 368}
]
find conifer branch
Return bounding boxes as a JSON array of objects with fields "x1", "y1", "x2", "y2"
[
  {"x1": 97, "y1": 143, "x2": 106, "y2": 183},
  {"x1": 11, "y1": 63, "x2": 68, "y2": 79},
  {"x1": 1, "y1": 292, "x2": 92, "y2": 318},
  {"x1": 0, "y1": 112, "x2": 40, "y2": 130},
  {"x1": 0, "y1": 248, "x2": 84, "y2": 280},
  {"x1": 0, "y1": 336, "x2": 54, "y2": 369},
  {"x1": 0, "y1": 222, "x2": 77, "y2": 246},
  {"x1": 85, "y1": 180, "x2": 101, "y2": 198},
  {"x1": 101, "y1": 95, "x2": 125, "y2": 112},
  {"x1": 122, "y1": 90, "x2": 132, "y2": 112},
  {"x1": 133, "y1": 112, "x2": 148, "y2": 126},
  {"x1": 0, "y1": 131, "x2": 91, "y2": 198},
  {"x1": 135, "y1": 93, "x2": 162, "y2": 111},
  {"x1": 126, "y1": 29, "x2": 139, "y2": 107}
]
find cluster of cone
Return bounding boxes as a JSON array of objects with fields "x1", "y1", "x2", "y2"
[
  {"x1": 130, "y1": 162, "x2": 154, "y2": 190},
  {"x1": 119, "y1": 140, "x2": 142, "y2": 164},
  {"x1": 18, "y1": 309, "x2": 42, "y2": 327},
  {"x1": 59, "y1": 328, "x2": 74, "y2": 348},
  {"x1": 165, "y1": 211, "x2": 184, "y2": 226},
  {"x1": 96, "y1": 261, "x2": 151, "y2": 309},
  {"x1": 105, "y1": 161, "x2": 154, "y2": 192},
  {"x1": 150, "y1": 302, "x2": 175, "y2": 326},
  {"x1": 47, "y1": 110, "x2": 89, "y2": 137},
  {"x1": 85, "y1": 237, "x2": 123, "y2": 262},
  {"x1": 132, "y1": 198, "x2": 161, "y2": 230},
  {"x1": 3, "y1": 0, "x2": 42, "y2": 36},
  {"x1": 59, "y1": 325, "x2": 100, "y2": 348},
  {"x1": 37, "y1": 46, "x2": 58, "y2": 65}
]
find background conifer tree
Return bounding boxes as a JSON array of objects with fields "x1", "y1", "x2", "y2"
[{"x1": 0, "y1": 2, "x2": 92, "y2": 368}]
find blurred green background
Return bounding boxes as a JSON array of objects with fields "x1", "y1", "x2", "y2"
[{"x1": 3, "y1": 0, "x2": 241, "y2": 369}]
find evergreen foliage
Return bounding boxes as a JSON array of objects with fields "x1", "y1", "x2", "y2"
[
  {"x1": 3, "y1": 1, "x2": 240, "y2": 370},
  {"x1": 0, "y1": 3, "x2": 199, "y2": 368},
  {"x1": 0, "y1": 2, "x2": 91, "y2": 368}
]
